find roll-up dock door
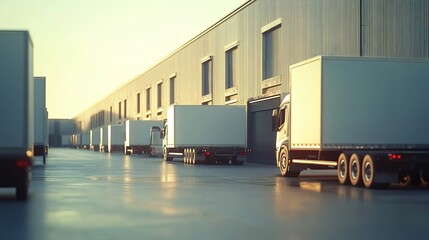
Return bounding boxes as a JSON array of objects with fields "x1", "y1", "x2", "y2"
[{"x1": 247, "y1": 96, "x2": 280, "y2": 165}]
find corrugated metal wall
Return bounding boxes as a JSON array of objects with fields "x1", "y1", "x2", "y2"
[
  {"x1": 75, "y1": 0, "x2": 429, "y2": 133},
  {"x1": 362, "y1": 0, "x2": 429, "y2": 57}
]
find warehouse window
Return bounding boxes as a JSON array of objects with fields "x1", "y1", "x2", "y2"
[
  {"x1": 102, "y1": 111, "x2": 105, "y2": 126},
  {"x1": 170, "y1": 76, "x2": 175, "y2": 105},
  {"x1": 136, "y1": 92, "x2": 141, "y2": 114},
  {"x1": 124, "y1": 99, "x2": 127, "y2": 119},
  {"x1": 110, "y1": 106, "x2": 112, "y2": 123},
  {"x1": 262, "y1": 19, "x2": 281, "y2": 80},
  {"x1": 118, "y1": 102, "x2": 122, "y2": 120},
  {"x1": 157, "y1": 82, "x2": 162, "y2": 109},
  {"x1": 146, "y1": 87, "x2": 151, "y2": 111},
  {"x1": 98, "y1": 111, "x2": 102, "y2": 126},
  {"x1": 225, "y1": 44, "x2": 238, "y2": 89},
  {"x1": 202, "y1": 57, "x2": 213, "y2": 96}
]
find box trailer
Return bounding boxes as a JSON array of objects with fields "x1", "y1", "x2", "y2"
[
  {"x1": 90, "y1": 128, "x2": 101, "y2": 151},
  {"x1": 0, "y1": 31, "x2": 33, "y2": 200},
  {"x1": 100, "y1": 126, "x2": 108, "y2": 152},
  {"x1": 71, "y1": 134, "x2": 81, "y2": 149},
  {"x1": 81, "y1": 132, "x2": 90, "y2": 150},
  {"x1": 108, "y1": 125, "x2": 125, "y2": 153},
  {"x1": 163, "y1": 105, "x2": 248, "y2": 165},
  {"x1": 61, "y1": 135, "x2": 71, "y2": 147},
  {"x1": 34, "y1": 77, "x2": 47, "y2": 164},
  {"x1": 272, "y1": 56, "x2": 429, "y2": 188},
  {"x1": 149, "y1": 126, "x2": 163, "y2": 157},
  {"x1": 124, "y1": 120, "x2": 163, "y2": 155}
]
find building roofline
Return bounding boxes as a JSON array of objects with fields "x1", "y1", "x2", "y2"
[{"x1": 75, "y1": 0, "x2": 255, "y2": 118}]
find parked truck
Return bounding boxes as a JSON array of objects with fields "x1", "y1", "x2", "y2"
[
  {"x1": 61, "y1": 135, "x2": 71, "y2": 147},
  {"x1": 272, "y1": 56, "x2": 429, "y2": 188},
  {"x1": 81, "y1": 132, "x2": 90, "y2": 150},
  {"x1": 149, "y1": 126, "x2": 163, "y2": 157},
  {"x1": 100, "y1": 126, "x2": 108, "y2": 152},
  {"x1": 108, "y1": 124, "x2": 125, "y2": 153},
  {"x1": 71, "y1": 134, "x2": 81, "y2": 149},
  {"x1": 124, "y1": 120, "x2": 163, "y2": 155},
  {"x1": 162, "y1": 105, "x2": 248, "y2": 165},
  {"x1": 34, "y1": 77, "x2": 47, "y2": 164},
  {"x1": 90, "y1": 128, "x2": 101, "y2": 151},
  {"x1": 0, "y1": 31, "x2": 33, "y2": 200}
]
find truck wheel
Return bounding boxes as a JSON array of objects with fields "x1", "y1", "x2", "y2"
[
  {"x1": 349, "y1": 153, "x2": 363, "y2": 187},
  {"x1": 337, "y1": 153, "x2": 350, "y2": 185},
  {"x1": 399, "y1": 171, "x2": 420, "y2": 186},
  {"x1": 191, "y1": 149, "x2": 196, "y2": 165},
  {"x1": 362, "y1": 154, "x2": 375, "y2": 188},
  {"x1": 421, "y1": 177, "x2": 429, "y2": 186},
  {"x1": 279, "y1": 146, "x2": 300, "y2": 177},
  {"x1": 184, "y1": 149, "x2": 188, "y2": 164},
  {"x1": 186, "y1": 149, "x2": 190, "y2": 164}
]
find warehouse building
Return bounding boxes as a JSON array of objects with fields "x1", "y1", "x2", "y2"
[
  {"x1": 74, "y1": 0, "x2": 429, "y2": 164},
  {"x1": 49, "y1": 119, "x2": 76, "y2": 147}
]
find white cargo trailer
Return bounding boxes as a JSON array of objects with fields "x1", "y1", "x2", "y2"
[
  {"x1": 90, "y1": 128, "x2": 101, "y2": 151},
  {"x1": 81, "y1": 132, "x2": 90, "y2": 150},
  {"x1": 124, "y1": 120, "x2": 163, "y2": 155},
  {"x1": 71, "y1": 134, "x2": 81, "y2": 148},
  {"x1": 108, "y1": 125, "x2": 125, "y2": 153},
  {"x1": 149, "y1": 126, "x2": 163, "y2": 157},
  {"x1": 34, "y1": 77, "x2": 47, "y2": 164},
  {"x1": 0, "y1": 31, "x2": 33, "y2": 200},
  {"x1": 272, "y1": 56, "x2": 429, "y2": 188},
  {"x1": 61, "y1": 135, "x2": 71, "y2": 147},
  {"x1": 163, "y1": 105, "x2": 248, "y2": 164},
  {"x1": 100, "y1": 126, "x2": 108, "y2": 152}
]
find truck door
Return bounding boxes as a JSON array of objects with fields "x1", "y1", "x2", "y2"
[{"x1": 276, "y1": 103, "x2": 289, "y2": 147}]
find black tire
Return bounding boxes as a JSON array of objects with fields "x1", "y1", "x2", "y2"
[
  {"x1": 191, "y1": 149, "x2": 196, "y2": 165},
  {"x1": 399, "y1": 171, "x2": 420, "y2": 186},
  {"x1": 421, "y1": 177, "x2": 429, "y2": 186},
  {"x1": 337, "y1": 153, "x2": 350, "y2": 185},
  {"x1": 279, "y1": 146, "x2": 300, "y2": 177},
  {"x1": 361, "y1": 154, "x2": 389, "y2": 189},
  {"x1": 349, "y1": 153, "x2": 362, "y2": 187}
]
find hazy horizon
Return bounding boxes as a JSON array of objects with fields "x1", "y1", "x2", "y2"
[{"x1": 0, "y1": 0, "x2": 246, "y2": 119}]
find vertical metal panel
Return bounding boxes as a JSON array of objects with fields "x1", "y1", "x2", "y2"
[
  {"x1": 74, "y1": 0, "x2": 429, "y2": 133},
  {"x1": 362, "y1": 0, "x2": 429, "y2": 57}
]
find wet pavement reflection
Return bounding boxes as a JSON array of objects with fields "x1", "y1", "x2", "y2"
[{"x1": 0, "y1": 148, "x2": 428, "y2": 240}]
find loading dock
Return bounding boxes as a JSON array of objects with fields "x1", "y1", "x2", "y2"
[{"x1": 247, "y1": 96, "x2": 280, "y2": 164}]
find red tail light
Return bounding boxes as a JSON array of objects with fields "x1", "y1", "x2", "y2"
[
  {"x1": 16, "y1": 160, "x2": 31, "y2": 167},
  {"x1": 202, "y1": 151, "x2": 212, "y2": 156},
  {"x1": 239, "y1": 149, "x2": 251, "y2": 155},
  {"x1": 388, "y1": 154, "x2": 402, "y2": 160}
]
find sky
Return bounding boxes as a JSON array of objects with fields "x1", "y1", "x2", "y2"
[{"x1": 0, "y1": 0, "x2": 246, "y2": 119}]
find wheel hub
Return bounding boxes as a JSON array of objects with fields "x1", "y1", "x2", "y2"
[
  {"x1": 281, "y1": 155, "x2": 287, "y2": 170},
  {"x1": 339, "y1": 160, "x2": 346, "y2": 178},
  {"x1": 364, "y1": 162, "x2": 371, "y2": 181},
  {"x1": 351, "y1": 161, "x2": 358, "y2": 180}
]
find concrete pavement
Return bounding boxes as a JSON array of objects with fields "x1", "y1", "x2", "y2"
[{"x1": 0, "y1": 148, "x2": 428, "y2": 240}]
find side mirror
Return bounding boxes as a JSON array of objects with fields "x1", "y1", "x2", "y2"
[
  {"x1": 272, "y1": 109, "x2": 279, "y2": 132},
  {"x1": 160, "y1": 129, "x2": 165, "y2": 139}
]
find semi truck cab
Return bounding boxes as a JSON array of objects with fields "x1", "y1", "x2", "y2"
[{"x1": 272, "y1": 95, "x2": 291, "y2": 171}]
